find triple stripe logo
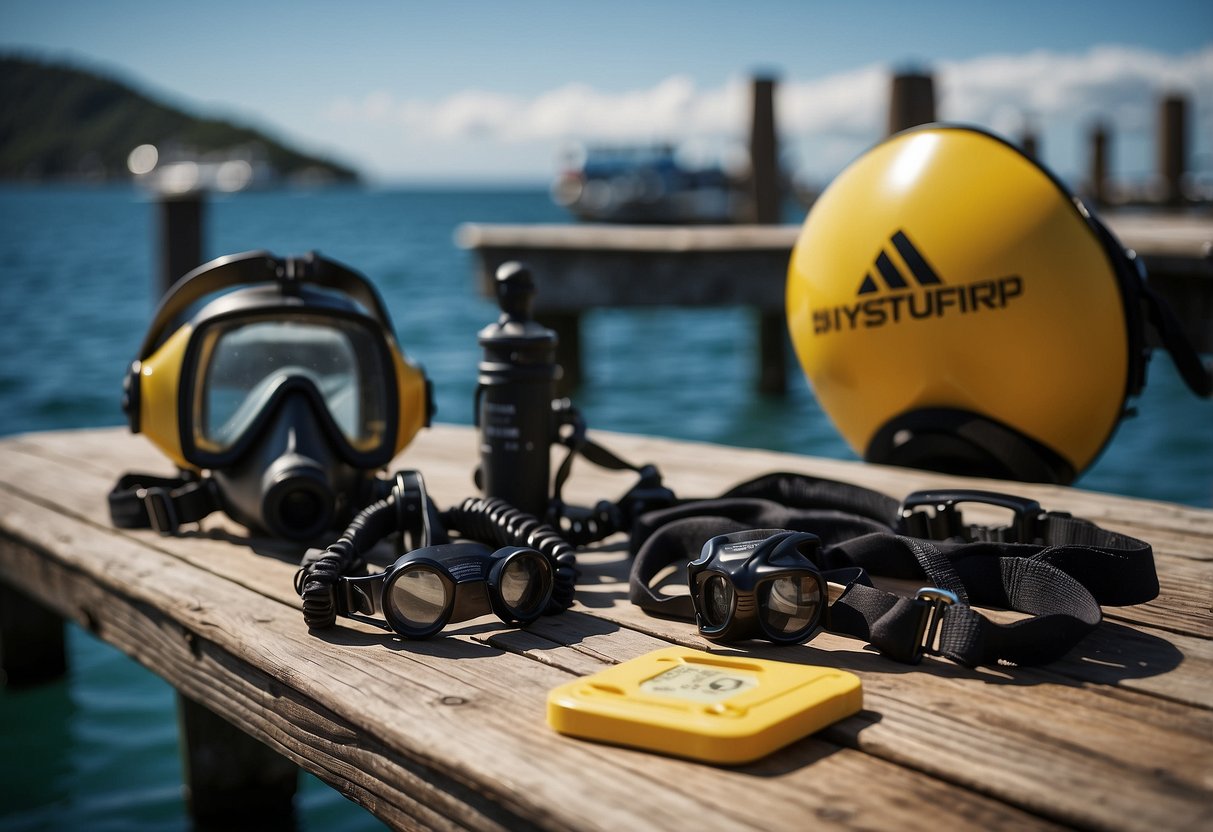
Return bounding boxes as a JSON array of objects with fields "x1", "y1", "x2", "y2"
[
  {"x1": 811, "y1": 229, "x2": 1024, "y2": 336},
  {"x1": 858, "y1": 230, "x2": 942, "y2": 295}
]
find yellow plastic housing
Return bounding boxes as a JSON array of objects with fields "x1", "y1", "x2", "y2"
[
  {"x1": 786, "y1": 127, "x2": 1128, "y2": 474},
  {"x1": 546, "y1": 646, "x2": 862, "y2": 765},
  {"x1": 138, "y1": 323, "x2": 193, "y2": 469},
  {"x1": 392, "y1": 347, "x2": 429, "y2": 455}
]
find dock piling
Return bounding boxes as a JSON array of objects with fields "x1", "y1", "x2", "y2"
[
  {"x1": 1159, "y1": 94, "x2": 1188, "y2": 206},
  {"x1": 1089, "y1": 123, "x2": 1110, "y2": 206},
  {"x1": 178, "y1": 693, "x2": 298, "y2": 827},
  {"x1": 888, "y1": 70, "x2": 936, "y2": 135},
  {"x1": 1020, "y1": 129, "x2": 1039, "y2": 159},
  {"x1": 540, "y1": 311, "x2": 582, "y2": 395},
  {"x1": 0, "y1": 582, "x2": 66, "y2": 687},
  {"x1": 157, "y1": 190, "x2": 206, "y2": 297},
  {"x1": 749, "y1": 75, "x2": 788, "y2": 395}
]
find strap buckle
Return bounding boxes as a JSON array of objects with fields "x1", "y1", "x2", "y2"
[
  {"x1": 914, "y1": 586, "x2": 958, "y2": 659},
  {"x1": 137, "y1": 486, "x2": 178, "y2": 534},
  {"x1": 898, "y1": 489, "x2": 1045, "y2": 543}
]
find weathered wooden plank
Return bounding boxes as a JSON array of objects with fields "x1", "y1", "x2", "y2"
[
  {"x1": 8, "y1": 424, "x2": 1211, "y2": 654},
  {"x1": 17, "y1": 425, "x2": 1212, "y2": 554},
  {"x1": 0, "y1": 540, "x2": 488, "y2": 832},
  {"x1": 456, "y1": 214, "x2": 1213, "y2": 261},
  {"x1": 507, "y1": 603, "x2": 1213, "y2": 829},
  {"x1": 8, "y1": 426, "x2": 1211, "y2": 645},
  {"x1": 2, "y1": 427, "x2": 1211, "y2": 830},
  {"x1": 498, "y1": 606, "x2": 1213, "y2": 831},
  {"x1": 0, "y1": 465, "x2": 1071, "y2": 831},
  {"x1": 456, "y1": 214, "x2": 1213, "y2": 353}
]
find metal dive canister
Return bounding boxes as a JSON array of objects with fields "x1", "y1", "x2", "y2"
[{"x1": 476, "y1": 262, "x2": 561, "y2": 517}]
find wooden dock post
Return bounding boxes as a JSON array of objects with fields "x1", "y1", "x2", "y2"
[
  {"x1": 1159, "y1": 93, "x2": 1188, "y2": 206},
  {"x1": 749, "y1": 75, "x2": 787, "y2": 395},
  {"x1": 1020, "y1": 129, "x2": 1039, "y2": 159},
  {"x1": 1089, "y1": 123, "x2": 1110, "y2": 206},
  {"x1": 0, "y1": 582, "x2": 66, "y2": 687},
  {"x1": 157, "y1": 190, "x2": 205, "y2": 296},
  {"x1": 888, "y1": 70, "x2": 936, "y2": 135},
  {"x1": 542, "y1": 311, "x2": 582, "y2": 394},
  {"x1": 178, "y1": 693, "x2": 298, "y2": 828}
]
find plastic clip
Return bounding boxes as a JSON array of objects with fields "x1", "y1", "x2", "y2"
[{"x1": 898, "y1": 490, "x2": 1045, "y2": 543}]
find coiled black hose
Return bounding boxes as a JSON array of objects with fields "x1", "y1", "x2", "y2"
[
  {"x1": 442, "y1": 496, "x2": 579, "y2": 612},
  {"x1": 295, "y1": 494, "x2": 397, "y2": 629},
  {"x1": 296, "y1": 486, "x2": 580, "y2": 630},
  {"x1": 552, "y1": 500, "x2": 621, "y2": 548}
]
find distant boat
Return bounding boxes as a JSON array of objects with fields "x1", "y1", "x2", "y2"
[{"x1": 551, "y1": 143, "x2": 746, "y2": 224}]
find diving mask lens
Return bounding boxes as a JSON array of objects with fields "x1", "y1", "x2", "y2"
[
  {"x1": 760, "y1": 575, "x2": 821, "y2": 639},
  {"x1": 195, "y1": 315, "x2": 391, "y2": 457},
  {"x1": 700, "y1": 574, "x2": 735, "y2": 630}
]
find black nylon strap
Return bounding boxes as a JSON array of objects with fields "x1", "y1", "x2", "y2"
[
  {"x1": 628, "y1": 516, "x2": 750, "y2": 618},
  {"x1": 548, "y1": 401, "x2": 675, "y2": 545},
  {"x1": 629, "y1": 473, "x2": 1158, "y2": 667},
  {"x1": 1141, "y1": 279, "x2": 1213, "y2": 398},
  {"x1": 108, "y1": 472, "x2": 221, "y2": 532},
  {"x1": 721, "y1": 471, "x2": 902, "y2": 526}
]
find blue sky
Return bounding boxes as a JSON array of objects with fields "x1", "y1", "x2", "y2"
[{"x1": 3, "y1": 1, "x2": 1211, "y2": 186}]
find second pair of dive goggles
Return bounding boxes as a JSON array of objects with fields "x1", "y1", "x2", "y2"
[
  {"x1": 690, "y1": 529, "x2": 844, "y2": 645},
  {"x1": 629, "y1": 473, "x2": 1158, "y2": 666},
  {"x1": 296, "y1": 472, "x2": 577, "y2": 639}
]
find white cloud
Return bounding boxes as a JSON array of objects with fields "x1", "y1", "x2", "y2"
[
  {"x1": 322, "y1": 43, "x2": 1213, "y2": 183},
  {"x1": 938, "y1": 44, "x2": 1212, "y2": 133}
]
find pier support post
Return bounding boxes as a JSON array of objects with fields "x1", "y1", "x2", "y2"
[
  {"x1": 749, "y1": 76, "x2": 780, "y2": 226},
  {"x1": 888, "y1": 70, "x2": 936, "y2": 135},
  {"x1": 157, "y1": 190, "x2": 206, "y2": 297},
  {"x1": 1089, "y1": 123, "x2": 1109, "y2": 206},
  {"x1": 749, "y1": 75, "x2": 787, "y2": 395},
  {"x1": 1020, "y1": 129, "x2": 1039, "y2": 159},
  {"x1": 0, "y1": 582, "x2": 66, "y2": 687},
  {"x1": 1159, "y1": 94, "x2": 1187, "y2": 206},
  {"x1": 178, "y1": 693, "x2": 298, "y2": 829},
  {"x1": 539, "y1": 312, "x2": 583, "y2": 396}
]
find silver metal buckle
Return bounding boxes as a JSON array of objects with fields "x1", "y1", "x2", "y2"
[
  {"x1": 915, "y1": 586, "x2": 958, "y2": 659},
  {"x1": 138, "y1": 486, "x2": 177, "y2": 534}
]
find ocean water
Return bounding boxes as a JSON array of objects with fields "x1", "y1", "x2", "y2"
[{"x1": 0, "y1": 184, "x2": 1209, "y2": 830}]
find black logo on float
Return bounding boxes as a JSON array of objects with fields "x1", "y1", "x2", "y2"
[{"x1": 812, "y1": 230, "x2": 1023, "y2": 335}]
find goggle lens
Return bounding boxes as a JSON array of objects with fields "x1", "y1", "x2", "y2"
[
  {"x1": 760, "y1": 575, "x2": 821, "y2": 638},
  {"x1": 388, "y1": 567, "x2": 449, "y2": 629},
  {"x1": 700, "y1": 575, "x2": 735, "y2": 629},
  {"x1": 499, "y1": 554, "x2": 548, "y2": 618}
]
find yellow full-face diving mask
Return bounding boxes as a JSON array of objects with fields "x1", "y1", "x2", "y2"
[
  {"x1": 118, "y1": 250, "x2": 432, "y2": 540},
  {"x1": 787, "y1": 125, "x2": 1211, "y2": 484}
]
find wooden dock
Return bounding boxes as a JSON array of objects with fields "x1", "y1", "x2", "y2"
[
  {"x1": 458, "y1": 212, "x2": 1213, "y2": 393},
  {"x1": 1, "y1": 424, "x2": 1210, "y2": 830}
]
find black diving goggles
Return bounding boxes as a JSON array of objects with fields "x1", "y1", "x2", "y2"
[
  {"x1": 337, "y1": 542, "x2": 554, "y2": 639},
  {"x1": 688, "y1": 529, "x2": 828, "y2": 645}
]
